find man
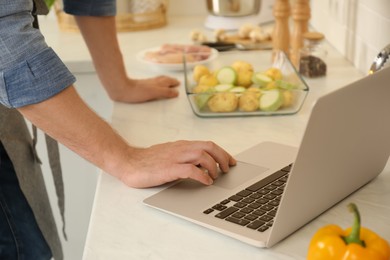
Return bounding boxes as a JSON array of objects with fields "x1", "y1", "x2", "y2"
[{"x1": 0, "y1": 0, "x2": 236, "y2": 259}]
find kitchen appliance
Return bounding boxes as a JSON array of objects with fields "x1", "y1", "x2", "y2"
[{"x1": 204, "y1": 0, "x2": 274, "y2": 30}]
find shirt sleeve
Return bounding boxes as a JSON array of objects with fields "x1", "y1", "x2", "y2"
[
  {"x1": 63, "y1": 0, "x2": 116, "y2": 16},
  {"x1": 0, "y1": 0, "x2": 76, "y2": 108}
]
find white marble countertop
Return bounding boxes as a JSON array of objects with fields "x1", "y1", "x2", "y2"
[{"x1": 40, "y1": 15, "x2": 390, "y2": 260}]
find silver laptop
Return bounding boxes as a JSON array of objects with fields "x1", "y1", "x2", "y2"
[{"x1": 144, "y1": 66, "x2": 390, "y2": 248}]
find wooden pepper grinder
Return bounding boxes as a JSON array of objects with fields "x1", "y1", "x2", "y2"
[
  {"x1": 272, "y1": 0, "x2": 291, "y2": 59},
  {"x1": 290, "y1": 0, "x2": 311, "y2": 67}
]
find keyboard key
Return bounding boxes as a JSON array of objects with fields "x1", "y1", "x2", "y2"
[
  {"x1": 256, "y1": 198, "x2": 269, "y2": 204},
  {"x1": 212, "y1": 204, "x2": 227, "y2": 211},
  {"x1": 273, "y1": 180, "x2": 284, "y2": 186},
  {"x1": 233, "y1": 202, "x2": 247, "y2": 208},
  {"x1": 249, "y1": 193, "x2": 262, "y2": 199},
  {"x1": 226, "y1": 217, "x2": 250, "y2": 226},
  {"x1": 253, "y1": 209, "x2": 266, "y2": 216},
  {"x1": 268, "y1": 210, "x2": 277, "y2": 217},
  {"x1": 244, "y1": 214, "x2": 258, "y2": 221},
  {"x1": 268, "y1": 200, "x2": 280, "y2": 207},
  {"x1": 229, "y1": 195, "x2": 242, "y2": 202},
  {"x1": 271, "y1": 189, "x2": 283, "y2": 195},
  {"x1": 215, "y1": 207, "x2": 239, "y2": 219},
  {"x1": 259, "y1": 215, "x2": 273, "y2": 222},
  {"x1": 279, "y1": 176, "x2": 288, "y2": 182},
  {"x1": 274, "y1": 196, "x2": 281, "y2": 201},
  {"x1": 247, "y1": 220, "x2": 265, "y2": 229},
  {"x1": 258, "y1": 226, "x2": 269, "y2": 232},
  {"x1": 240, "y1": 207, "x2": 253, "y2": 214},
  {"x1": 232, "y1": 212, "x2": 246, "y2": 219},
  {"x1": 242, "y1": 197, "x2": 255, "y2": 203},
  {"x1": 260, "y1": 205, "x2": 274, "y2": 211},
  {"x1": 257, "y1": 189, "x2": 270, "y2": 195},
  {"x1": 281, "y1": 164, "x2": 292, "y2": 172},
  {"x1": 263, "y1": 194, "x2": 277, "y2": 200},
  {"x1": 237, "y1": 190, "x2": 252, "y2": 197},
  {"x1": 248, "y1": 203, "x2": 261, "y2": 209},
  {"x1": 265, "y1": 185, "x2": 277, "y2": 190},
  {"x1": 246, "y1": 170, "x2": 287, "y2": 192},
  {"x1": 203, "y1": 208, "x2": 214, "y2": 214},
  {"x1": 220, "y1": 199, "x2": 230, "y2": 205}
]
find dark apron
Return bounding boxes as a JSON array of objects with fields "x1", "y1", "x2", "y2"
[{"x1": 0, "y1": 106, "x2": 64, "y2": 260}]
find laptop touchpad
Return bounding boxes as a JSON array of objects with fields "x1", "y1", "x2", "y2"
[{"x1": 213, "y1": 161, "x2": 268, "y2": 190}]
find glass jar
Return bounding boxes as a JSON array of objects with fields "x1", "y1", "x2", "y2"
[{"x1": 299, "y1": 32, "x2": 327, "y2": 78}]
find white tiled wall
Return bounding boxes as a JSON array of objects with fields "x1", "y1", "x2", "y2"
[
  {"x1": 168, "y1": 0, "x2": 390, "y2": 73},
  {"x1": 302, "y1": 0, "x2": 390, "y2": 73}
]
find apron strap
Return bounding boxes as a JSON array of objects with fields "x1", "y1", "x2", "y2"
[
  {"x1": 32, "y1": 125, "x2": 42, "y2": 164},
  {"x1": 32, "y1": 125, "x2": 68, "y2": 241},
  {"x1": 45, "y1": 133, "x2": 67, "y2": 240}
]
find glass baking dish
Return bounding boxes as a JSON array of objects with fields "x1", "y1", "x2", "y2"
[{"x1": 183, "y1": 50, "x2": 309, "y2": 117}]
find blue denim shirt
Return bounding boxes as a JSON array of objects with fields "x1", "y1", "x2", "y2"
[{"x1": 0, "y1": 0, "x2": 116, "y2": 108}]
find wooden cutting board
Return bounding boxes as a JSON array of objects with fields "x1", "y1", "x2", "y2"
[{"x1": 222, "y1": 34, "x2": 272, "y2": 46}]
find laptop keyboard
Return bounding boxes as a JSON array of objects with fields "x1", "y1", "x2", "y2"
[{"x1": 203, "y1": 164, "x2": 292, "y2": 232}]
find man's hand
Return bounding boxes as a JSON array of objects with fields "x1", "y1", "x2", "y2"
[
  {"x1": 115, "y1": 141, "x2": 237, "y2": 188},
  {"x1": 74, "y1": 16, "x2": 180, "y2": 103},
  {"x1": 108, "y1": 75, "x2": 180, "y2": 103}
]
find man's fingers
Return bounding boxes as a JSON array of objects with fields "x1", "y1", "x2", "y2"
[
  {"x1": 153, "y1": 75, "x2": 180, "y2": 88},
  {"x1": 170, "y1": 164, "x2": 214, "y2": 185},
  {"x1": 195, "y1": 151, "x2": 219, "y2": 179},
  {"x1": 187, "y1": 141, "x2": 237, "y2": 173},
  {"x1": 161, "y1": 87, "x2": 179, "y2": 98}
]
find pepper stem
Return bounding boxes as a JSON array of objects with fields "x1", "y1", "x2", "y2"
[{"x1": 343, "y1": 203, "x2": 365, "y2": 247}]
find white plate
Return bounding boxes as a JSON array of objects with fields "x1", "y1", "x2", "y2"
[{"x1": 136, "y1": 47, "x2": 219, "y2": 72}]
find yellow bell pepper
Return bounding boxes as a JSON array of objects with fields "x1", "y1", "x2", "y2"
[{"x1": 307, "y1": 203, "x2": 390, "y2": 260}]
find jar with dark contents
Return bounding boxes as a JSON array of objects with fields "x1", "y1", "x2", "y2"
[{"x1": 299, "y1": 32, "x2": 327, "y2": 78}]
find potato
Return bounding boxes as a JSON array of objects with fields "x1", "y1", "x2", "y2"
[
  {"x1": 239, "y1": 92, "x2": 261, "y2": 112},
  {"x1": 193, "y1": 65, "x2": 210, "y2": 83},
  {"x1": 230, "y1": 61, "x2": 254, "y2": 88},
  {"x1": 199, "y1": 74, "x2": 218, "y2": 87},
  {"x1": 246, "y1": 87, "x2": 262, "y2": 93},
  {"x1": 231, "y1": 61, "x2": 253, "y2": 73},
  {"x1": 265, "y1": 67, "x2": 283, "y2": 81},
  {"x1": 207, "y1": 92, "x2": 238, "y2": 112},
  {"x1": 281, "y1": 90, "x2": 294, "y2": 108},
  {"x1": 264, "y1": 81, "x2": 278, "y2": 90},
  {"x1": 236, "y1": 70, "x2": 254, "y2": 87}
]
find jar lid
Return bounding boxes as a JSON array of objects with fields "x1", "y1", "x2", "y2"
[{"x1": 303, "y1": 32, "x2": 325, "y2": 41}]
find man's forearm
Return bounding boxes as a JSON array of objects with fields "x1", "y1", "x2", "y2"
[
  {"x1": 18, "y1": 85, "x2": 235, "y2": 188},
  {"x1": 18, "y1": 86, "x2": 133, "y2": 179},
  {"x1": 74, "y1": 16, "x2": 128, "y2": 100}
]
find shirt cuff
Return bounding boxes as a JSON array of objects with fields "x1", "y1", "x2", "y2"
[
  {"x1": 0, "y1": 48, "x2": 76, "y2": 108},
  {"x1": 63, "y1": 0, "x2": 116, "y2": 16}
]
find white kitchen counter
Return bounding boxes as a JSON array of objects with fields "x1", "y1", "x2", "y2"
[{"x1": 40, "y1": 15, "x2": 390, "y2": 260}]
